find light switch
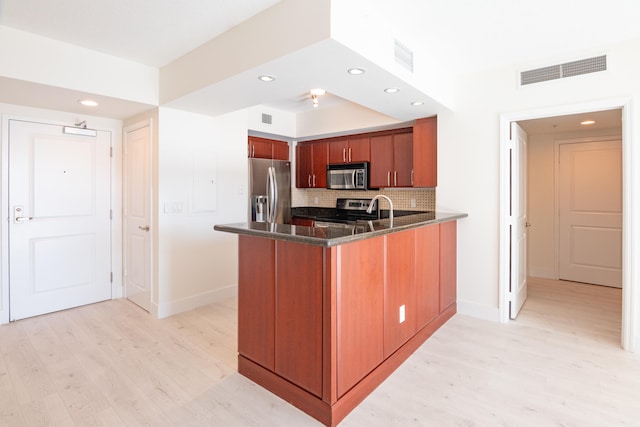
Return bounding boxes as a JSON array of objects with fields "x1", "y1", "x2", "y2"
[{"x1": 399, "y1": 305, "x2": 405, "y2": 323}]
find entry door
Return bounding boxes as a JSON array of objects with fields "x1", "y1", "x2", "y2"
[
  {"x1": 123, "y1": 121, "x2": 151, "y2": 311},
  {"x1": 559, "y1": 140, "x2": 622, "y2": 287},
  {"x1": 510, "y1": 122, "x2": 528, "y2": 319},
  {"x1": 9, "y1": 120, "x2": 112, "y2": 320}
]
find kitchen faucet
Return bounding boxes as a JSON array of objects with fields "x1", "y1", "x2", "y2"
[{"x1": 367, "y1": 195, "x2": 393, "y2": 224}]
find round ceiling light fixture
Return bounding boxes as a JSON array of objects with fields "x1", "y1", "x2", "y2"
[
  {"x1": 347, "y1": 67, "x2": 366, "y2": 75},
  {"x1": 384, "y1": 87, "x2": 400, "y2": 94},
  {"x1": 411, "y1": 101, "x2": 424, "y2": 106},
  {"x1": 79, "y1": 99, "x2": 98, "y2": 107},
  {"x1": 258, "y1": 75, "x2": 276, "y2": 82}
]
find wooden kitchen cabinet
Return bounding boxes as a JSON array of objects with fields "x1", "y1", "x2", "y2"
[
  {"x1": 248, "y1": 136, "x2": 289, "y2": 160},
  {"x1": 275, "y1": 241, "x2": 323, "y2": 397},
  {"x1": 415, "y1": 224, "x2": 440, "y2": 328},
  {"x1": 237, "y1": 235, "x2": 275, "y2": 370},
  {"x1": 336, "y1": 237, "x2": 385, "y2": 397},
  {"x1": 296, "y1": 141, "x2": 328, "y2": 188},
  {"x1": 412, "y1": 116, "x2": 437, "y2": 187},
  {"x1": 439, "y1": 220, "x2": 457, "y2": 311},
  {"x1": 328, "y1": 136, "x2": 370, "y2": 164},
  {"x1": 370, "y1": 129, "x2": 413, "y2": 188},
  {"x1": 384, "y1": 229, "x2": 418, "y2": 357}
]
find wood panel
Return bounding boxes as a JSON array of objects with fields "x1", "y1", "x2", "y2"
[
  {"x1": 328, "y1": 138, "x2": 349, "y2": 164},
  {"x1": 312, "y1": 142, "x2": 329, "y2": 188},
  {"x1": 296, "y1": 143, "x2": 313, "y2": 188},
  {"x1": 384, "y1": 229, "x2": 417, "y2": 357},
  {"x1": 272, "y1": 140, "x2": 289, "y2": 160},
  {"x1": 369, "y1": 134, "x2": 394, "y2": 188},
  {"x1": 347, "y1": 136, "x2": 370, "y2": 163},
  {"x1": 393, "y1": 131, "x2": 413, "y2": 187},
  {"x1": 275, "y1": 240, "x2": 323, "y2": 397},
  {"x1": 439, "y1": 221, "x2": 457, "y2": 311},
  {"x1": 415, "y1": 224, "x2": 440, "y2": 328},
  {"x1": 237, "y1": 235, "x2": 275, "y2": 369},
  {"x1": 336, "y1": 237, "x2": 384, "y2": 398}
]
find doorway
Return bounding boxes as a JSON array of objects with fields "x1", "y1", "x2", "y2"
[{"x1": 499, "y1": 99, "x2": 636, "y2": 351}]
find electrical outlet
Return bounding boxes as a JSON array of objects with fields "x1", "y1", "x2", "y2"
[
  {"x1": 314, "y1": 196, "x2": 319, "y2": 205},
  {"x1": 410, "y1": 198, "x2": 417, "y2": 208},
  {"x1": 399, "y1": 305, "x2": 405, "y2": 323}
]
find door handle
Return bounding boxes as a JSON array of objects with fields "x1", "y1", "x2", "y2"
[
  {"x1": 138, "y1": 225, "x2": 150, "y2": 232},
  {"x1": 15, "y1": 216, "x2": 33, "y2": 223},
  {"x1": 14, "y1": 206, "x2": 33, "y2": 223}
]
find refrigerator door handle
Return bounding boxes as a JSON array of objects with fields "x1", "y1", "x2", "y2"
[{"x1": 267, "y1": 166, "x2": 277, "y2": 223}]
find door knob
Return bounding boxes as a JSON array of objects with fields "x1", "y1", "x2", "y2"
[{"x1": 138, "y1": 225, "x2": 150, "y2": 232}]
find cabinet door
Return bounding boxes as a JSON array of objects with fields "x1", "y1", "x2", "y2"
[
  {"x1": 347, "y1": 136, "x2": 370, "y2": 163},
  {"x1": 440, "y1": 221, "x2": 457, "y2": 311},
  {"x1": 248, "y1": 136, "x2": 273, "y2": 159},
  {"x1": 329, "y1": 138, "x2": 349, "y2": 164},
  {"x1": 275, "y1": 241, "x2": 323, "y2": 397},
  {"x1": 370, "y1": 135, "x2": 394, "y2": 188},
  {"x1": 415, "y1": 225, "x2": 440, "y2": 328},
  {"x1": 384, "y1": 229, "x2": 418, "y2": 358},
  {"x1": 296, "y1": 143, "x2": 313, "y2": 188},
  {"x1": 312, "y1": 142, "x2": 329, "y2": 188},
  {"x1": 337, "y1": 237, "x2": 384, "y2": 397},
  {"x1": 272, "y1": 140, "x2": 290, "y2": 160},
  {"x1": 238, "y1": 236, "x2": 275, "y2": 369},
  {"x1": 412, "y1": 117, "x2": 437, "y2": 187},
  {"x1": 393, "y1": 131, "x2": 413, "y2": 187}
]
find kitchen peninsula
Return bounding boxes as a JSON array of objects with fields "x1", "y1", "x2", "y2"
[{"x1": 214, "y1": 211, "x2": 466, "y2": 426}]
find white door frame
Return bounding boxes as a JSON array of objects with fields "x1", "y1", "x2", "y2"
[{"x1": 499, "y1": 97, "x2": 637, "y2": 352}]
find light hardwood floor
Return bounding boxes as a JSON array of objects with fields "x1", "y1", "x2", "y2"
[{"x1": 1, "y1": 278, "x2": 638, "y2": 426}]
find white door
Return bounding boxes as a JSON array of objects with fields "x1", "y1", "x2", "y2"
[
  {"x1": 9, "y1": 120, "x2": 111, "y2": 320},
  {"x1": 559, "y1": 140, "x2": 622, "y2": 287},
  {"x1": 510, "y1": 122, "x2": 528, "y2": 319},
  {"x1": 123, "y1": 121, "x2": 152, "y2": 311}
]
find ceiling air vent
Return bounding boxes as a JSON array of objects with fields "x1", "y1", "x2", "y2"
[
  {"x1": 520, "y1": 55, "x2": 607, "y2": 86},
  {"x1": 394, "y1": 39, "x2": 414, "y2": 73},
  {"x1": 261, "y1": 113, "x2": 272, "y2": 125}
]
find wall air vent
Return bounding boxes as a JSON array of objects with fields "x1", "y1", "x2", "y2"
[
  {"x1": 520, "y1": 55, "x2": 607, "y2": 86},
  {"x1": 394, "y1": 39, "x2": 414, "y2": 73},
  {"x1": 261, "y1": 113, "x2": 272, "y2": 125}
]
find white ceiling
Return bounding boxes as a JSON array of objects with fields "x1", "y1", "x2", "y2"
[{"x1": 1, "y1": 0, "x2": 640, "y2": 121}]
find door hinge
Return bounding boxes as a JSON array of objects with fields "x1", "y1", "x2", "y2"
[{"x1": 110, "y1": 272, "x2": 113, "y2": 283}]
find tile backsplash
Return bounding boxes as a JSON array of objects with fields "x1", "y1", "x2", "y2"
[{"x1": 292, "y1": 187, "x2": 435, "y2": 211}]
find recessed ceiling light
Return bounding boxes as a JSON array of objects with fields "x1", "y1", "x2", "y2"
[
  {"x1": 347, "y1": 68, "x2": 366, "y2": 75},
  {"x1": 384, "y1": 88, "x2": 400, "y2": 94},
  {"x1": 79, "y1": 99, "x2": 98, "y2": 107},
  {"x1": 581, "y1": 120, "x2": 596, "y2": 125},
  {"x1": 310, "y1": 88, "x2": 326, "y2": 96},
  {"x1": 411, "y1": 101, "x2": 424, "y2": 106},
  {"x1": 258, "y1": 75, "x2": 276, "y2": 82}
]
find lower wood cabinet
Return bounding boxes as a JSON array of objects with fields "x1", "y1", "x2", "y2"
[
  {"x1": 439, "y1": 220, "x2": 457, "y2": 311},
  {"x1": 416, "y1": 224, "x2": 440, "y2": 328}
]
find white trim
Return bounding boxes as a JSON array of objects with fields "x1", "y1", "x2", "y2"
[
  {"x1": 153, "y1": 284, "x2": 237, "y2": 319},
  {"x1": 528, "y1": 269, "x2": 558, "y2": 280},
  {"x1": 499, "y1": 97, "x2": 637, "y2": 352},
  {"x1": 457, "y1": 299, "x2": 501, "y2": 322}
]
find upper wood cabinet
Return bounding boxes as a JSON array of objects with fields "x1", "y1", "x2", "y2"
[
  {"x1": 412, "y1": 116, "x2": 437, "y2": 187},
  {"x1": 248, "y1": 136, "x2": 289, "y2": 160},
  {"x1": 328, "y1": 136, "x2": 370, "y2": 164},
  {"x1": 296, "y1": 141, "x2": 328, "y2": 188},
  {"x1": 370, "y1": 129, "x2": 414, "y2": 188}
]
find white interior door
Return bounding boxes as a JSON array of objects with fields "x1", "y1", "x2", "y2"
[
  {"x1": 124, "y1": 121, "x2": 152, "y2": 311},
  {"x1": 510, "y1": 122, "x2": 528, "y2": 319},
  {"x1": 559, "y1": 140, "x2": 622, "y2": 287},
  {"x1": 9, "y1": 120, "x2": 111, "y2": 320}
]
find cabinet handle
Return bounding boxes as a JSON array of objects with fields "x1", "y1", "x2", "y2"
[
  {"x1": 411, "y1": 169, "x2": 414, "y2": 185},
  {"x1": 348, "y1": 148, "x2": 352, "y2": 162},
  {"x1": 394, "y1": 171, "x2": 398, "y2": 187},
  {"x1": 308, "y1": 175, "x2": 311, "y2": 187},
  {"x1": 252, "y1": 144, "x2": 255, "y2": 157},
  {"x1": 387, "y1": 171, "x2": 391, "y2": 186},
  {"x1": 343, "y1": 148, "x2": 346, "y2": 163},
  {"x1": 313, "y1": 174, "x2": 317, "y2": 187}
]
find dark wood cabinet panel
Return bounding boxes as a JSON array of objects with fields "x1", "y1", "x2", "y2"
[
  {"x1": 328, "y1": 138, "x2": 349, "y2": 164},
  {"x1": 248, "y1": 136, "x2": 289, "y2": 160},
  {"x1": 415, "y1": 225, "x2": 440, "y2": 328},
  {"x1": 440, "y1": 220, "x2": 457, "y2": 311},
  {"x1": 292, "y1": 217, "x2": 315, "y2": 227},
  {"x1": 296, "y1": 142, "x2": 328, "y2": 188},
  {"x1": 370, "y1": 134, "x2": 394, "y2": 188},
  {"x1": 238, "y1": 235, "x2": 275, "y2": 370},
  {"x1": 336, "y1": 237, "x2": 384, "y2": 397},
  {"x1": 275, "y1": 240, "x2": 323, "y2": 397},
  {"x1": 412, "y1": 116, "x2": 437, "y2": 187},
  {"x1": 393, "y1": 131, "x2": 413, "y2": 187},
  {"x1": 296, "y1": 143, "x2": 313, "y2": 188},
  {"x1": 313, "y1": 142, "x2": 329, "y2": 188},
  {"x1": 384, "y1": 229, "x2": 418, "y2": 358},
  {"x1": 347, "y1": 136, "x2": 370, "y2": 163}
]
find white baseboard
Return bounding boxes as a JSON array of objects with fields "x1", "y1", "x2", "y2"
[
  {"x1": 456, "y1": 299, "x2": 501, "y2": 322},
  {"x1": 528, "y1": 267, "x2": 558, "y2": 280},
  {"x1": 154, "y1": 284, "x2": 238, "y2": 319}
]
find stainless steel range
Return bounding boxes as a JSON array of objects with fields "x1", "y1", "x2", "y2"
[{"x1": 313, "y1": 198, "x2": 378, "y2": 228}]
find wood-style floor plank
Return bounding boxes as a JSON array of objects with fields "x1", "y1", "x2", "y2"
[{"x1": 0, "y1": 278, "x2": 638, "y2": 426}]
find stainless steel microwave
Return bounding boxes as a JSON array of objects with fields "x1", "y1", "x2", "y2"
[{"x1": 326, "y1": 162, "x2": 369, "y2": 190}]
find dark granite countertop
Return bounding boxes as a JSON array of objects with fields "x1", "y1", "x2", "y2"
[{"x1": 214, "y1": 211, "x2": 467, "y2": 247}]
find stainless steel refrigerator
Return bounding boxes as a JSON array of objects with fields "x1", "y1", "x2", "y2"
[{"x1": 248, "y1": 158, "x2": 291, "y2": 224}]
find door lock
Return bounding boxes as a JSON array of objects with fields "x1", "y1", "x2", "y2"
[
  {"x1": 14, "y1": 206, "x2": 33, "y2": 224},
  {"x1": 138, "y1": 225, "x2": 150, "y2": 232}
]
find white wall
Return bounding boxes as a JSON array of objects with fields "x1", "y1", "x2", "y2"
[
  {"x1": 0, "y1": 103, "x2": 123, "y2": 324},
  {"x1": 527, "y1": 127, "x2": 622, "y2": 279},
  {"x1": 154, "y1": 107, "x2": 247, "y2": 318},
  {"x1": 437, "y1": 38, "x2": 640, "y2": 328}
]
